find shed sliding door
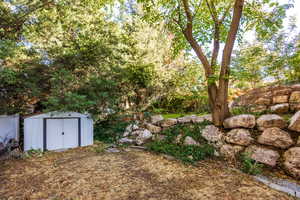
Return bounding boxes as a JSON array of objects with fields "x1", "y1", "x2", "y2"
[{"x1": 46, "y1": 118, "x2": 79, "y2": 150}]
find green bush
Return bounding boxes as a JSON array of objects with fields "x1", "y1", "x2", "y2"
[
  {"x1": 147, "y1": 141, "x2": 214, "y2": 164},
  {"x1": 147, "y1": 120, "x2": 214, "y2": 164},
  {"x1": 94, "y1": 115, "x2": 133, "y2": 144},
  {"x1": 240, "y1": 152, "x2": 264, "y2": 175}
]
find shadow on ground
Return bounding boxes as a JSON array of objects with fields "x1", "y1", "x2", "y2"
[{"x1": 0, "y1": 146, "x2": 297, "y2": 200}]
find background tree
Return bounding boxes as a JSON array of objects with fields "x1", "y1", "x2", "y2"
[{"x1": 139, "y1": 0, "x2": 291, "y2": 125}]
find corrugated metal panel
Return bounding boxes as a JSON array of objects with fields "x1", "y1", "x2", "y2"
[{"x1": 0, "y1": 114, "x2": 19, "y2": 147}]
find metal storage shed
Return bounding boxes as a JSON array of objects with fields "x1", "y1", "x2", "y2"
[
  {"x1": 0, "y1": 114, "x2": 19, "y2": 149},
  {"x1": 24, "y1": 112, "x2": 93, "y2": 151}
]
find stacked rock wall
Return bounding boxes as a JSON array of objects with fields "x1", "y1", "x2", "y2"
[{"x1": 232, "y1": 84, "x2": 300, "y2": 113}]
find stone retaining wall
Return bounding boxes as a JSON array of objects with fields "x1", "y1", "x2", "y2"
[
  {"x1": 119, "y1": 112, "x2": 300, "y2": 180},
  {"x1": 232, "y1": 84, "x2": 300, "y2": 113}
]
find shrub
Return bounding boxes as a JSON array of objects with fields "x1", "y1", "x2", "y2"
[
  {"x1": 94, "y1": 115, "x2": 133, "y2": 144},
  {"x1": 240, "y1": 152, "x2": 264, "y2": 175},
  {"x1": 147, "y1": 120, "x2": 214, "y2": 164},
  {"x1": 147, "y1": 141, "x2": 214, "y2": 164}
]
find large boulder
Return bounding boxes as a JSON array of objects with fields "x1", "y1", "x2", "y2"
[
  {"x1": 256, "y1": 114, "x2": 287, "y2": 131},
  {"x1": 202, "y1": 125, "x2": 224, "y2": 148},
  {"x1": 290, "y1": 91, "x2": 300, "y2": 103},
  {"x1": 150, "y1": 115, "x2": 164, "y2": 124},
  {"x1": 255, "y1": 98, "x2": 271, "y2": 105},
  {"x1": 225, "y1": 129, "x2": 253, "y2": 146},
  {"x1": 273, "y1": 95, "x2": 289, "y2": 104},
  {"x1": 223, "y1": 114, "x2": 256, "y2": 129},
  {"x1": 220, "y1": 144, "x2": 244, "y2": 160},
  {"x1": 135, "y1": 129, "x2": 153, "y2": 145},
  {"x1": 273, "y1": 88, "x2": 292, "y2": 96},
  {"x1": 288, "y1": 111, "x2": 300, "y2": 132},
  {"x1": 283, "y1": 147, "x2": 300, "y2": 178},
  {"x1": 257, "y1": 127, "x2": 294, "y2": 149},
  {"x1": 183, "y1": 136, "x2": 199, "y2": 146},
  {"x1": 245, "y1": 145, "x2": 280, "y2": 167},
  {"x1": 290, "y1": 104, "x2": 300, "y2": 112},
  {"x1": 202, "y1": 125, "x2": 223, "y2": 142},
  {"x1": 270, "y1": 103, "x2": 289, "y2": 114},
  {"x1": 145, "y1": 123, "x2": 161, "y2": 134},
  {"x1": 159, "y1": 118, "x2": 177, "y2": 128}
]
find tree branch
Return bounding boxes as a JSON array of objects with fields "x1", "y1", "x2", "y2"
[{"x1": 181, "y1": 0, "x2": 212, "y2": 77}]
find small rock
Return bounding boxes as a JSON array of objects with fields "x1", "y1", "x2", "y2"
[
  {"x1": 245, "y1": 145, "x2": 280, "y2": 167},
  {"x1": 220, "y1": 144, "x2": 244, "y2": 160},
  {"x1": 270, "y1": 103, "x2": 289, "y2": 114},
  {"x1": 250, "y1": 105, "x2": 267, "y2": 113},
  {"x1": 255, "y1": 98, "x2": 271, "y2": 105},
  {"x1": 256, "y1": 114, "x2": 287, "y2": 131},
  {"x1": 202, "y1": 125, "x2": 223, "y2": 143},
  {"x1": 159, "y1": 118, "x2": 177, "y2": 128},
  {"x1": 177, "y1": 115, "x2": 194, "y2": 123},
  {"x1": 273, "y1": 95, "x2": 289, "y2": 104},
  {"x1": 290, "y1": 91, "x2": 300, "y2": 103},
  {"x1": 123, "y1": 124, "x2": 139, "y2": 136},
  {"x1": 136, "y1": 129, "x2": 153, "y2": 145},
  {"x1": 145, "y1": 123, "x2": 161, "y2": 133},
  {"x1": 283, "y1": 147, "x2": 300, "y2": 178},
  {"x1": 288, "y1": 111, "x2": 300, "y2": 132},
  {"x1": 105, "y1": 148, "x2": 120, "y2": 153},
  {"x1": 119, "y1": 138, "x2": 135, "y2": 144},
  {"x1": 175, "y1": 134, "x2": 183, "y2": 144},
  {"x1": 223, "y1": 114, "x2": 256, "y2": 129},
  {"x1": 150, "y1": 115, "x2": 164, "y2": 124},
  {"x1": 183, "y1": 136, "x2": 199, "y2": 146},
  {"x1": 225, "y1": 129, "x2": 253, "y2": 146},
  {"x1": 258, "y1": 127, "x2": 294, "y2": 149}
]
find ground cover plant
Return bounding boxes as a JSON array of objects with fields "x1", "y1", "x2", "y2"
[{"x1": 147, "y1": 120, "x2": 215, "y2": 164}]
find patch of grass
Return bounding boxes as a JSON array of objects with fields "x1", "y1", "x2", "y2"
[
  {"x1": 146, "y1": 120, "x2": 214, "y2": 164},
  {"x1": 162, "y1": 112, "x2": 209, "y2": 119},
  {"x1": 240, "y1": 152, "x2": 264, "y2": 175},
  {"x1": 231, "y1": 106, "x2": 270, "y2": 117},
  {"x1": 91, "y1": 143, "x2": 108, "y2": 153},
  {"x1": 160, "y1": 120, "x2": 212, "y2": 142},
  {"x1": 24, "y1": 149, "x2": 44, "y2": 158},
  {"x1": 282, "y1": 114, "x2": 293, "y2": 122}
]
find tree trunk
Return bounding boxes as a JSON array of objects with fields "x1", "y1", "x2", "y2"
[{"x1": 181, "y1": 0, "x2": 244, "y2": 126}]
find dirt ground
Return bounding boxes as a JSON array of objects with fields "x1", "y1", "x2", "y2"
[{"x1": 0, "y1": 145, "x2": 298, "y2": 200}]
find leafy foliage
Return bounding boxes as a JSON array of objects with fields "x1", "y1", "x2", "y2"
[
  {"x1": 147, "y1": 141, "x2": 214, "y2": 164},
  {"x1": 147, "y1": 120, "x2": 215, "y2": 164},
  {"x1": 240, "y1": 152, "x2": 264, "y2": 175},
  {"x1": 94, "y1": 115, "x2": 133, "y2": 144}
]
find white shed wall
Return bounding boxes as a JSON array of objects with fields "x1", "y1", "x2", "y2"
[
  {"x1": 24, "y1": 118, "x2": 44, "y2": 151},
  {"x1": 0, "y1": 114, "x2": 19, "y2": 145},
  {"x1": 81, "y1": 117, "x2": 94, "y2": 146},
  {"x1": 24, "y1": 112, "x2": 93, "y2": 151}
]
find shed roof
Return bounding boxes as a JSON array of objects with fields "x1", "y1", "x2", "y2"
[{"x1": 24, "y1": 111, "x2": 90, "y2": 119}]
